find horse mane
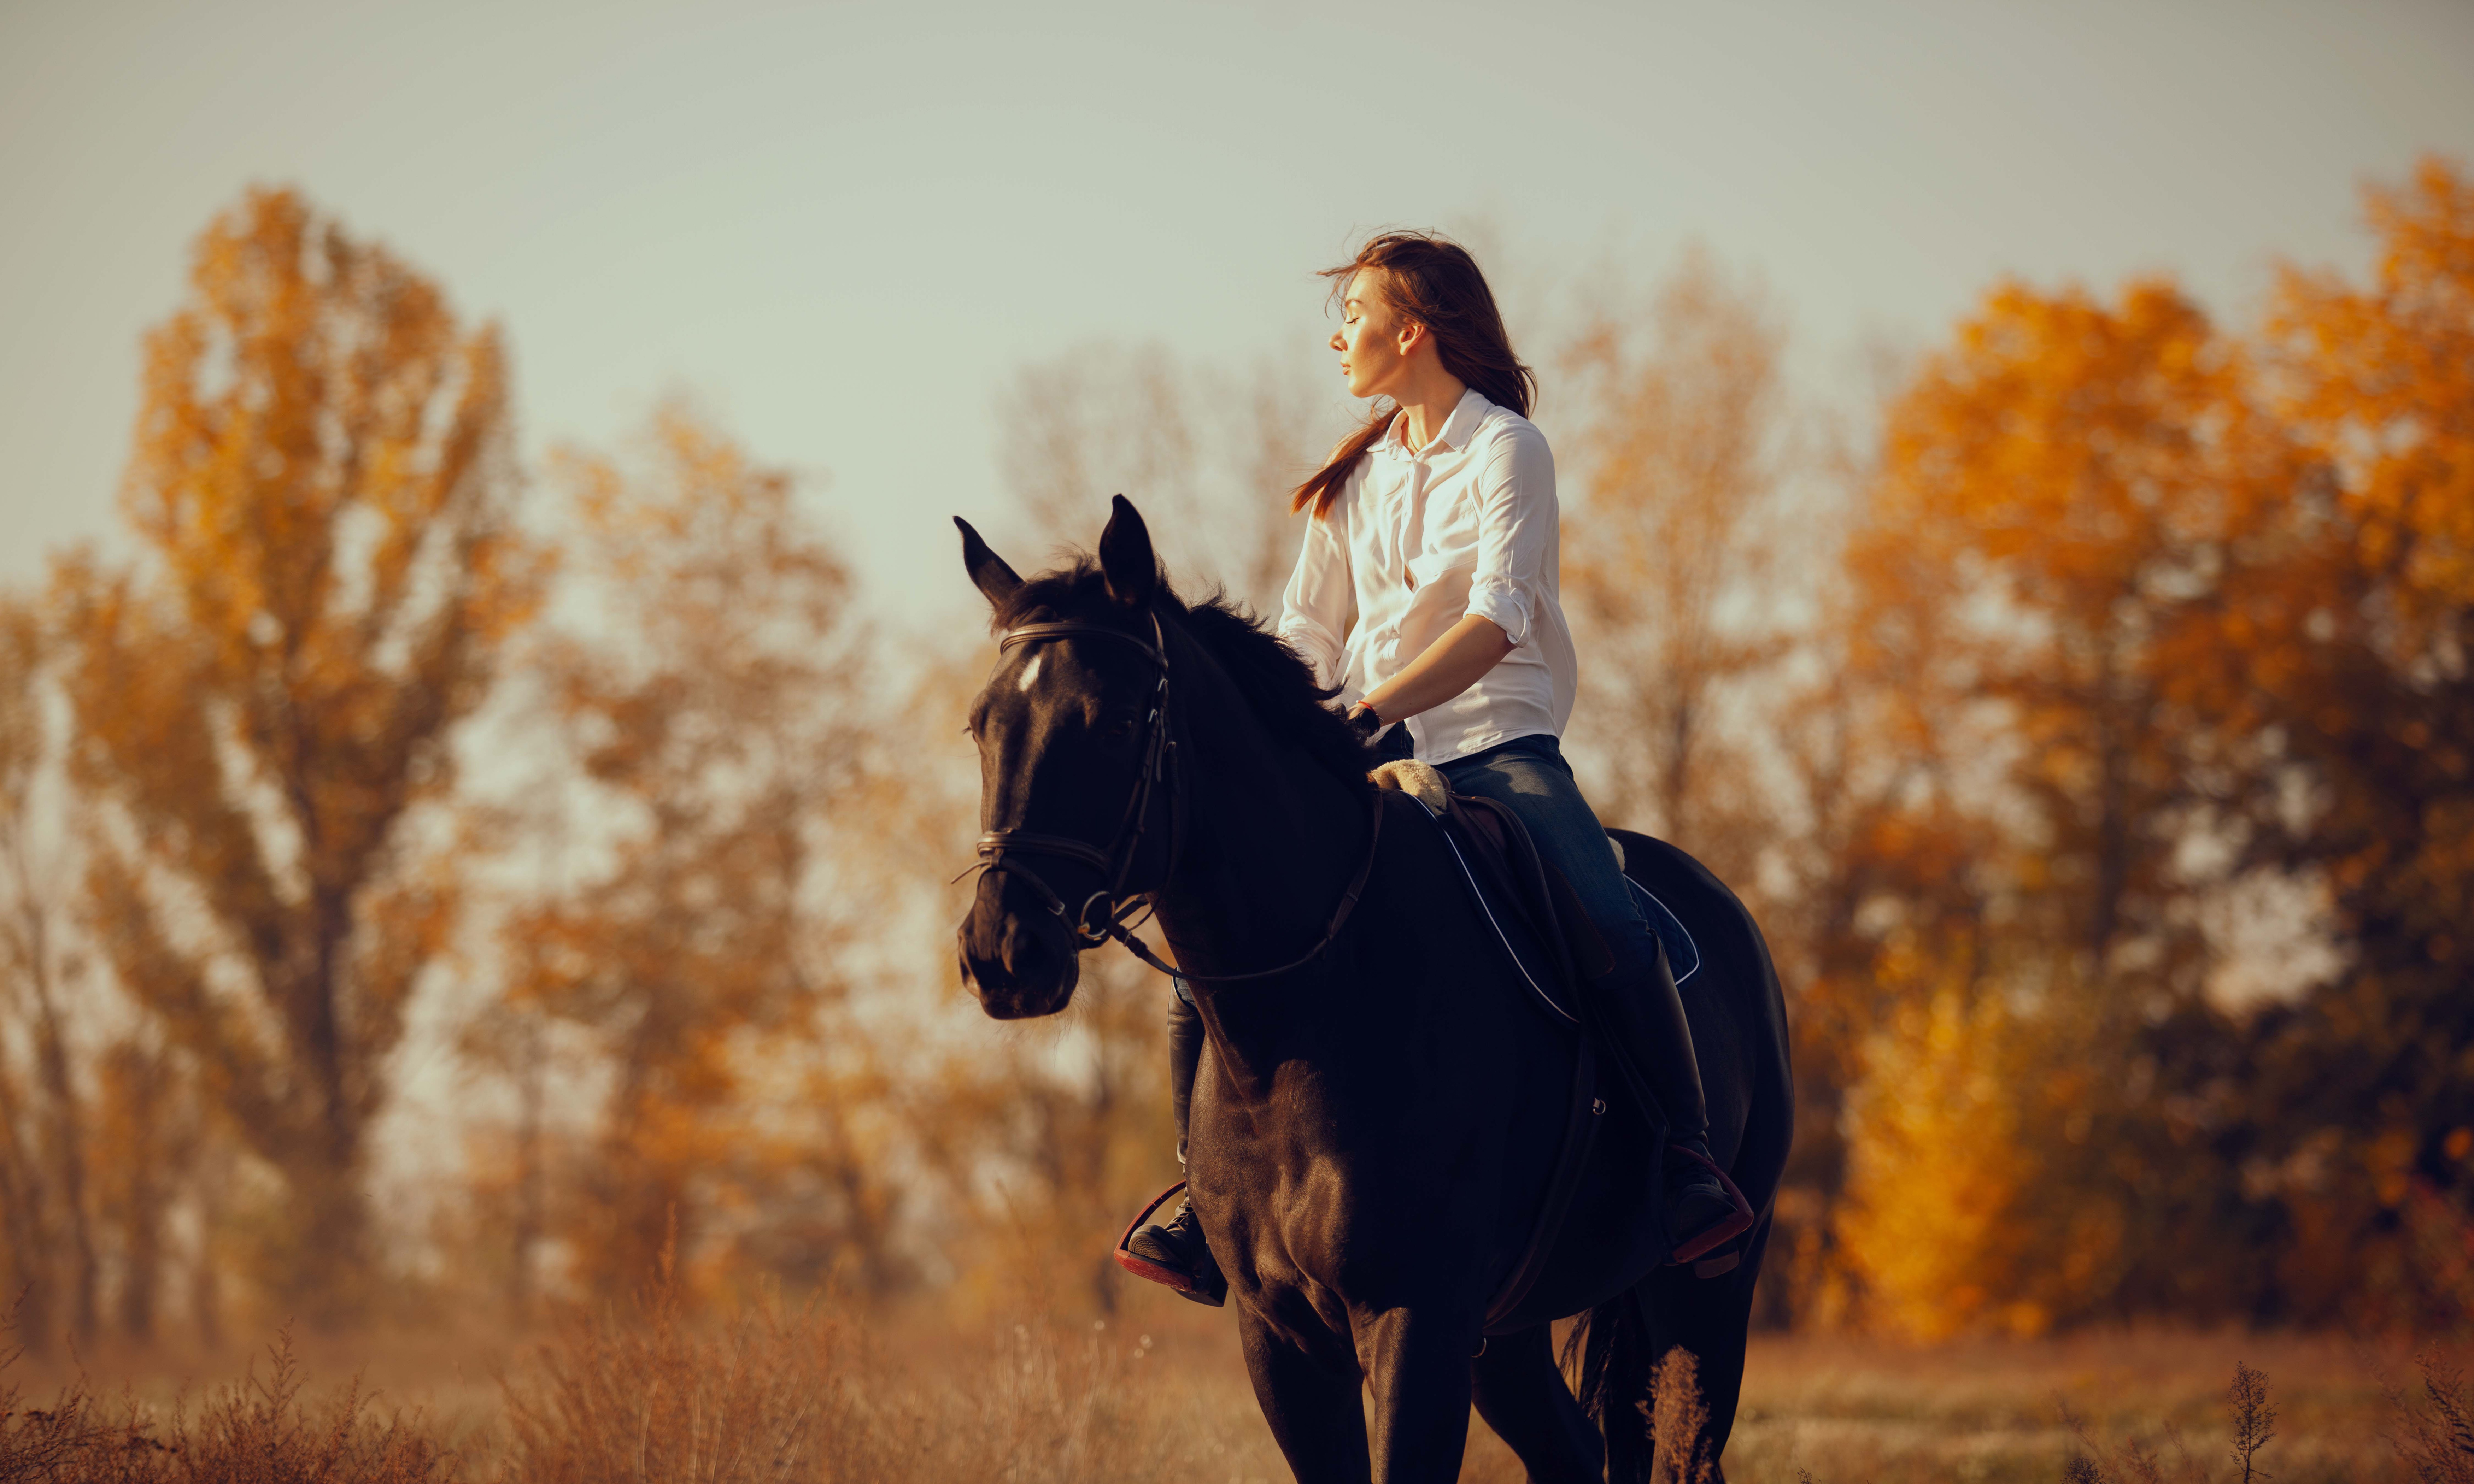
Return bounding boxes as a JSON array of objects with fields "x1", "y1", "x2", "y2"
[{"x1": 992, "y1": 555, "x2": 1374, "y2": 795}]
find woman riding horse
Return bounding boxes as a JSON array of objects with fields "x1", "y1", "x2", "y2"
[{"x1": 1124, "y1": 232, "x2": 1749, "y2": 1297}]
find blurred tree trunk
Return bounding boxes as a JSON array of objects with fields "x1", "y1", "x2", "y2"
[
  {"x1": 1559, "y1": 246, "x2": 1793, "y2": 878},
  {"x1": 0, "y1": 598, "x2": 95, "y2": 1348},
  {"x1": 96, "y1": 1039, "x2": 180, "y2": 1340},
  {"x1": 53, "y1": 187, "x2": 539, "y2": 1326},
  {"x1": 0, "y1": 1057, "x2": 53, "y2": 1353},
  {"x1": 506, "y1": 401, "x2": 885, "y2": 1303}
]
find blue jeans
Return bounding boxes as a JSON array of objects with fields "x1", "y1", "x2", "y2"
[{"x1": 1427, "y1": 733, "x2": 1685, "y2": 984}]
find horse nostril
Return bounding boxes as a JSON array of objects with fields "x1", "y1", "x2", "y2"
[{"x1": 1000, "y1": 918, "x2": 1045, "y2": 981}]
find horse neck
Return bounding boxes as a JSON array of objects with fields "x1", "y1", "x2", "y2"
[{"x1": 1151, "y1": 624, "x2": 1372, "y2": 1086}]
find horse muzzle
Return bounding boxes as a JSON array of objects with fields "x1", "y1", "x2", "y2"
[{"x1": 956, "y1": 875, "x2": 1080, "y2": 1018}]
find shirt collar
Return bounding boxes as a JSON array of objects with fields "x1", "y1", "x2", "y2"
[{"x1": 1380, "y1": 386, "x2": 1493, "y2": 460}]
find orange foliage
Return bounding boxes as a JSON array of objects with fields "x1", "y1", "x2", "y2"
[
  {"x1": 2199, "y1": 155, "x2": 2474, "y2": 1327},
  {"x1": 8, "y1": 159, "x2": 2467, "y2": 1348},
  {"x1": 502, "y1": 400, "x2": 901, "y2": 1303},
  {"x1": 1818, "y1": 158, "x2": 2474, "y2": 1333},
  {"x1": 49, "y1": 187, "x2": 542, "y2": 1324}
]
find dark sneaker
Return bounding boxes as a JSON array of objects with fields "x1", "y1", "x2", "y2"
[
  {"x1": 1664, "y1": 1141, "x2": 1755, "y2": 1267},
  {"x1": 1117, "y1": 1195, "x2": 1227, "y2": 1306}
]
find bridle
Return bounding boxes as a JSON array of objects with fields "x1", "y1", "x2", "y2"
[
  {"x1": 966, "y1": 611, "x2": 1384, "y2": 987},
  {"x1": 971, "y1": 613, "x2": 1181, "y2": 956}
]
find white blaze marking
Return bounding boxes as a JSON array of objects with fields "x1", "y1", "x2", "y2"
[{"x1": 1016, "y1": 654, "x2": 1043, "y2": 692}]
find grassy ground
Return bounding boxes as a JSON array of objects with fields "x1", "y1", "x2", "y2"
[
  {"x1": 3, "y1": 1289, "x2": 2453, "y2": 1482},
  {"x1": 1720, "y1": 1330, "x2": 2405, "y2": 1483}
]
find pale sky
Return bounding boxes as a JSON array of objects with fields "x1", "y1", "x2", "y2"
[{"x1": 5, "y1": 0, "x2": 2471, "y2": 627}]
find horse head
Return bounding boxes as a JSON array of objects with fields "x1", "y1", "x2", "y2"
[{"x1": 952, "y1": 496, "x2": 1178, "y2": 1019}]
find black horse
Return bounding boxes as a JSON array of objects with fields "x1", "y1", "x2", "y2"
[{"x1": 954, "y1": 498, "x2": 1792, "y2": 1483}]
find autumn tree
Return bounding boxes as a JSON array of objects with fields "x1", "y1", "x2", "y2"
[
  {"x1": 1763, "y1": 520, "x2": 2010, "y2": 1328},
  {"x1": 1812, "y1": 269, "x2": 2285, "y2": 1333},
  {"x1": 2199, "y1": 155, "x2": 2474, "y2": 1324},
  {"x1": 1559, "y1": 246, "x2": 1797, "y2": 879},
  {"x1": 53, "y1": 186, "x2": 540, "y2": 1324},
  {"x1": 500, "y1": 401, "x2": 900, "y2": 1303}
]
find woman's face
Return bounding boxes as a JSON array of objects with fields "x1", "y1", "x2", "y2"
[{"x1": 1330, "y1": 269, "x2": 1417, "y2": 400}]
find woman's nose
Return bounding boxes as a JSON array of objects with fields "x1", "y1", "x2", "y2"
[{"x1": 1330, "y1": 329, "x2": 1345, "y2": 350}]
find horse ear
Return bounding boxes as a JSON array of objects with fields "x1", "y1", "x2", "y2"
[
  {"x1": 955, "y1": 517, "x2": 1022, "y2": 610},
  {"x1": 1096, "y1": 495, "x2": 1158, "y2": 608}
]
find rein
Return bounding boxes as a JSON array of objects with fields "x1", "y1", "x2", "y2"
[{"x1": 968, "y1": 611, "x2": 1384, "y2": 987}]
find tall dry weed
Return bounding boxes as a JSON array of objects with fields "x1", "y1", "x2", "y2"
[
  {"x1": 2053, "y1": 1361, "x2": 2279, "y2": 1484},
  {"x1": 2227, "y1": 1359, "x2": 2276, "y2": 1483},
  {"x1": 490, "y1": 1231, "x2": 1237, "y2": 1484},
  {"x1": 2388, "y1": 1350, "x2": 2474, "y2": 1484},
  {"x1": 0, "y1": 1333, "x2": 110, "y2": 1479},
  {"x1": 153, "y1": 1332, "x2": 457, "y2": 1483},
  {"x1": 2062, "y1": 1402, "x2": 2208, "y2": 1483},
  {"x1": 0, "y1": 1317, "x2": 457, "y2": 1484},
  {"x1": 868, "y1": 1320, "x2": 1214, "y2": 1483},
  {"x1": 1644, "y1": 1345, "x2": 1714, "y2": 1484},
  {"x1": 495, "y1": 1252, "x2": 855, "y2": 1484}
]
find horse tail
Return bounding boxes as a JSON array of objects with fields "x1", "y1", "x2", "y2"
[{"x1": 1562, "y1": 1285, "x2": 1660, "y2": 1481}]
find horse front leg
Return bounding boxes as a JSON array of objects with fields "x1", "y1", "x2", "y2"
[
  {"x1": 1357, "y1": 1306, "x2": 1479, "y2": 1483},
  {"x1": 1237, "y1": 1303, "x2": 1371, "y2": 1484},
  {"x1": 1471, "y1": 1322, "x2": 1602, "y2": 1483}
]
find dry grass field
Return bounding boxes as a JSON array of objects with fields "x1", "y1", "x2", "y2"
[{"x1": 4, "y1": 1283, "x2": 2463, "y2": 1482}]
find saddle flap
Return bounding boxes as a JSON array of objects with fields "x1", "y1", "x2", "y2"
[
  {"x1": 1436, "y1": 793, "x2": 1613, "y2": 1008},
  {"x1": 1540, "y1": 857, "x2": 1616, "y2": 982}
]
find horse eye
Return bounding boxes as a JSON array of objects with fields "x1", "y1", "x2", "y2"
[{"x1": 1103, "y1": 716, "x2": 1136, "y2": 740}]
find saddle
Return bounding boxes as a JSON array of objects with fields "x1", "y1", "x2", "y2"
[
  {"x1": 1372, "y1": 759, "x2": 1703, "y2": 1023},
  {"x1": 1435, "y1": 791, "x2": 1613, "y2": 1008},
  {"x1": 1371, "y1": 762, "x2": 1753, "y2": 1307}
]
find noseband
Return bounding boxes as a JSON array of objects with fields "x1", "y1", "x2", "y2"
[
  {"x1": 972, "y1": 613, "x2": 1184, "y2": 955},
  {"x1": 967, "y1": 610, "x2": 1384, "y2": 986}
]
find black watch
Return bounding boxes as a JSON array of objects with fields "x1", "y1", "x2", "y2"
[{"x1": 1346, "y1": 701, "x2": 1386, "y2": 745}]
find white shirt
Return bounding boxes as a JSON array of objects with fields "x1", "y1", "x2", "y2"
[{"x1": 1278, "y1": 387, "x2": 1578, "y2": 766}]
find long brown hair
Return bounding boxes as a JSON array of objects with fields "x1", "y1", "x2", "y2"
[{"x1": 1291, "y1": 232, "x2": 1536, "y2": 518}]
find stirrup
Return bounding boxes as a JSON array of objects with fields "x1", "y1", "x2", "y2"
[
  {"x1": 1664, "y1": 1143, "x2": 1756, "y2": 1267},
  {"x1": 1113, "y1": 1180, "x2": 1227, "y2": 1305}
]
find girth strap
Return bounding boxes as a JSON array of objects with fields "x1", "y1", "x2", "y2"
[{"x1": 1484, "y1": 1035, "x2": 1601, "y2": 1334}]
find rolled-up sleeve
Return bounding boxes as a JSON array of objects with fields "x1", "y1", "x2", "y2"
[
  {"x1": 1277, "y1": 499, "x2": 1353, "y2": 689},
  {"x1": 1464, "y1": 424, "x2": 1556, "y2": 648}
]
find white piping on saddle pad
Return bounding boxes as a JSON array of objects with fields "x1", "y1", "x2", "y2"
[
  {"x1": 1607, "y1": 831, "x2": 1704, "y2": 984},
  {"x1": 1412, "y1": 796, "x2": 1580, "y2": 1027},
  {"x1": 1624, "y1": 876, "x2": 1700, "y2": 985}
]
